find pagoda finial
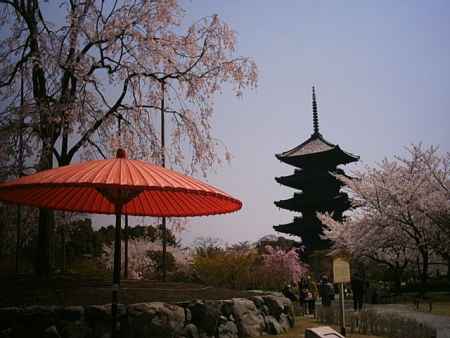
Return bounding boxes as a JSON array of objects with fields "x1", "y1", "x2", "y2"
[{"x1": 312, "y1": 85, "x2": 319, "y2": 135}]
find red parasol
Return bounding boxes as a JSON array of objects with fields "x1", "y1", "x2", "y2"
[
  {"x1": 0, "y1": 148, "x2": 242, "y2": 335},
  {"x1": 0, "y1": 148, "x2": 241, "y2": 216}
]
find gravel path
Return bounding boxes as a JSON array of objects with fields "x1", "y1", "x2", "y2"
[{"x1": 370, "y1": 304, "x2": 450, "y2": 338}]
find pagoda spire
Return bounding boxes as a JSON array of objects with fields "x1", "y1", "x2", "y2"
[{"x1": 312, "y1": 85, "x2": 319, "y2": 135}]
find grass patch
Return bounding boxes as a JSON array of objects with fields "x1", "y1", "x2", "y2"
[
  {"x1": 409, "y1": 302, "x2": 450, "y2": 317},
  {"x1": 275, "y1": 316, "x2": 386, "y2": 338},
  {"x1": 400, "y1": 293, "x2": 450, "y2": 317}
]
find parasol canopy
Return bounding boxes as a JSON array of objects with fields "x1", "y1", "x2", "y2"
[
  {"x1": 0, "y1": 149, "x2": 242, "y2": 337},
  {"x1": 0, "y1": 149, "x2": 242, "y2": 215}
]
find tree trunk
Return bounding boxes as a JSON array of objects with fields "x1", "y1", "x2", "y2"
[
  {"x1": 62, "y1": 222, "x2": 66, "y2": 273},
  {"x1": 447, "y1": 257, "x2": 450, "y2": 283},
  {"x1": 15, "y1": 205, "x2": 21, "y2": 274},
  {"x1": 419, "y1": 249, "x2": 429, "y2": 296},
  {"x1": 124, "y1": 215, "x2": 128, "y2": 279},
  {"x1": 35, "y1": 139, "x2": 55, "y2": 277},
  {"x1": 393, "y1": 268, "x2": 403, "y2": 295},
  {"x1": 36, "y1": 208, "x2": 54, "y2": 276}
]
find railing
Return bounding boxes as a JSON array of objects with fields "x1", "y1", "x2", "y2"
[{"x1": 316, "y1": 305, "x2": 436, "y2": 338}]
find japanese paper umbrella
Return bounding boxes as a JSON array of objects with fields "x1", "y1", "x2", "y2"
[{"x1": 0, "y1": 148, "x2": 242, "y2": 334}]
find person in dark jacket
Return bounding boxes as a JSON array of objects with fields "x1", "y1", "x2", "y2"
[
  {"x1": 318, "y1": 275, "x2": 334, "y2": 307},
  {"x1": 298, "y1": 277, "x2": 308, "y2": 314},
  {"x1": 282, "y1": 284, "x2": 298, "y2": 302},
  {"x1": 298, "y1": 276, "x2": 318, "y2": 315},
  {"x1": 351, "y1": 273, "x2": 366, "y2": 311}
]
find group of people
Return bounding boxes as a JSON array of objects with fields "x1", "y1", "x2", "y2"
[
  {"x1": 282, "y1": 273, "x2": 366, "y2": 315},
  {"x1": 282, "y1": 274, "x2": 335, "y2": 315}
]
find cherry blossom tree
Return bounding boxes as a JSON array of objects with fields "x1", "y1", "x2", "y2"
[
  {"x1": 261, "y1": 245, "x2": 307, "y2": 287},
  {"x1": 0, "y1": 0, "x2": 257, "y2": 275},
  {"x1": 101, "y1": 238, "x2": 192, "y2": 280},
  {"x1": 320, "y1": 144, "x2": 450, "y2": 291},
  {"x1": 192, "y1": 240, "x2": 308, "y2": 290},
  {"x1": 319, "y1": 213, "x2": 413, "y2": 292}
]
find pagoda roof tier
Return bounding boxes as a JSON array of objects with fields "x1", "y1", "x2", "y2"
[
  {"x1": 275, "y1": 168, "x2": 348, "y2": 190},
  {"x1": 273, "y1": 219, "x2": 331, "y2": 250},
  {"x1": 273, "y1": 223, "x2": 304, "y2": 237},
  {"x1": 275, "y1": 133, "x2": 359, "y2": 169},
  {"x1": 273, "y1": 221, "x2": 320, "y2": 237},
  {"x1": 274, "y1": 192, "x2": 351, "y2": 213}
]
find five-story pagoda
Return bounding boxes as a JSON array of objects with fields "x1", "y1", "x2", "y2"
[{"x1": 274, "y1": 87, "x2": 359, "y2": 255}]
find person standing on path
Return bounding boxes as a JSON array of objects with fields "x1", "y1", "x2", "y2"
[
  {"x1": 299, "y1": 275, "x2": 318, "y2": 315},
  {"x1": 298, "y1": 277, "x2": 308, "y2": 314},
  {"x1": 282, "y1": 283, "x2": 298, "y2": 302},
  {"x1": 351, "y1": 273, "x2": 365, "y2": 311},
  {"x1": 319, "y1": 274, "x2": 335, "y2": 307}
]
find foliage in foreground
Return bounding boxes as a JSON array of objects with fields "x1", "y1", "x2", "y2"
[{"x1": 98, "y1": 234, "x2": 307, "y2": 289}]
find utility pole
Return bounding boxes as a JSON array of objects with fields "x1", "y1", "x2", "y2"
[
  {"x1": 160, "y1": 80, "x2": 167, "y2": 282},
  {"x1": 339, "y1": 282, "x2": 346, "y2": 336},
  {"x1": 15, "y1": 68, "x2": 25, "y2": 274}
]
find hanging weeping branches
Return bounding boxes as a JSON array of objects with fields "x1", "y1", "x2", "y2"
[
  {"x1": 0, "y1": 0, "x2": 257, "y2": 174},
  {"x1": 0, "y1": 0, "x2": 257, "y2": 274}
]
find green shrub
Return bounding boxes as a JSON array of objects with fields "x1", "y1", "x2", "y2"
[
  {"x1": 66, "y1": 256, "x2": 110, "y2": 278},
  {"x1": 193, "y1": 250, "x2": 259, "y2": 289},
  {"x1": 146, "y1": 250, "x2": 176, "y2": 276},
  {"x1": 192, "y1": 245, "x2": 306, "y2": 291}
]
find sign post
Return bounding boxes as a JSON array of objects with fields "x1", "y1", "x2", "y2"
[{"x1": 333, "y1": 255, "x2": 351, "y2": 336}]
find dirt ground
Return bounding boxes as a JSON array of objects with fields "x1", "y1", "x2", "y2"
[{"x1": 0, "y1": 275, "x2": 262, "y2": 307}]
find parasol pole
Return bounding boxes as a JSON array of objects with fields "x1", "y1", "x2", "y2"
[
  {"x1": 112, "y1": 204, "x2": 122, "y2": 338},
  {"x1": 160, "y1": 81, "x2": 167, "y2": 282},
  {"x1": 124, "y1": 214, "x2": 128, "y2": 279},
  {"x1": 117, "y1": 114, "x2": 129, "y2": 279},
  {"x1": 62, "y1": 217, "x2": 66, "y2": 273}
]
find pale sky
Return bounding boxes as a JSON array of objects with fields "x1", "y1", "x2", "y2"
[
  {"x1": 173, "y1": 0, "x2": 450, "y2": 245},
  {"x1": 8, "y1": 1, "x2": 449, "y2": 246}
]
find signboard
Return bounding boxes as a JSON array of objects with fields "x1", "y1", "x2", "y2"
[
  {"x1": 333, "y1": 256, "x2": 351, "y2": 283},
  {"x1": 305, "y1": 326, "x2": 345, "y2": 338}
]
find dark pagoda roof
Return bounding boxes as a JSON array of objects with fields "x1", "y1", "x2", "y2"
[
  {"x1": 273, "y1": 223, "x2": 304, "y2": 237},
  {"x1": 274, "y1": 192, "x2": 351, "y2": 213},
  {"x1": 274, "y1": 216, "x2": 318, "y2": 236},
  {"x1": 275, "y1": 86, "x2": 359, "y2": 168},
  {"x1": 273, "y1": 217, "x2": 332, "y2": 251},
  {"x1": 275, "y1": 168, "x2": 348, "y2": 190},
  {"x1": 275, "y1": 133, "x2": 359, "y2": 168}
]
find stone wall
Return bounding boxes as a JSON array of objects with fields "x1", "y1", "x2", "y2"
[{"x1": 0, "y1": 294, "x2": 294, "y2": 338}]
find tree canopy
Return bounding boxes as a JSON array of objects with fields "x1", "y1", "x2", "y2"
[
  {"x1": 0, "y1": 0, "x2": 257, "y2": 275},
  {"x1": 320, "y1": 144, "x2": 450, "y2": 290},
  {"x1": 0, "y1": 0, "x2": 257, "y2": 173}
]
